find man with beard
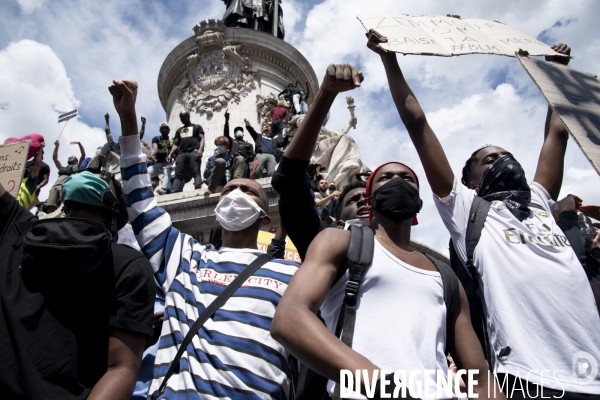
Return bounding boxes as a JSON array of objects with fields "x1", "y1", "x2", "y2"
[
  {"x1": 109, "y1": 78, "x2": 299, "y2": 399},
  {"x1": 272, "y1": 161, "x2": 500, "y2": 399},
  {"x1": 271, "y1": 64, "x2": 367, "y2": 260},
  {"x1": 366, "y1": 30, "x2": 600, "y2": 398}
]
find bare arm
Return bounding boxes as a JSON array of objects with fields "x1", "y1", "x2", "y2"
[
  {"x1": 271, "y1": 228, "x2": 379, "y2": 393},
  {"x1": 87, "y1": 329, "x2": 145, "y2": 400},
  {"x1": 71, "y1": 141, "x2": 86, "y2": 167},
  {"x1": 107, "y1": 81, "x2": 138, "y2": 138},
  {"x1": 284, "y1": 64, "x2": 363, "y2": 161},
  {"x1": 104, "y1": 113, "x2": 114, "y2": 143},
  {"x1": 29, "y1": 143, "x2": 45, "y2": 180},
  {"x1": 314, "y1": 191, "x2": 339, "y2": 207},
  {"x1": 447, "y1": 285, "x2": 505, "y2": 400},
  {"x1": 197, "y1": 132, "x2": 205, "y2": 160},
  {"x1": 167, "y1": 137, "x2": 179, "y2": 164},
  {"x1": 52, "y1": 140, "x2": 62, "y2": 169},
  {"x1": 139, "y1": 116, "x2": 146, "y2": 140},
  {"x1": 533, "y1": 44, "x2": 571, "y2": 200},
  {"x1": 367, "y1": 31, "x2": 454, "y2": 198},
  {"x1": 151, "y1": 143, "x2": 159, "y2": 163}
]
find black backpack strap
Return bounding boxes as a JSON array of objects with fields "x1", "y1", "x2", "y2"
[
  {"x1": 332, "y1": 225, "x2": 374, "y2": 400},
  {"x1": 334, "y1": 225, "x2": 375, "y2": 346},
  {"x1": 150, "y1": 253, "x2": 272, "y2": 400},
  {"x1": 465, "y1": 196, "x2": 491, "y2": 277},
  {"x1": 424, "y1": 254, "x2": 460, "y2": 340}
]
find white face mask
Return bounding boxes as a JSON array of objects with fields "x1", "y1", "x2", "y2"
[{"x1": 215, "y1": 189, "x2": 265, "y2": 232}]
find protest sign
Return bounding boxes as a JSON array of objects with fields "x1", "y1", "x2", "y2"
[
  {"x1": 357, "y1": 13, "x2": 562, "y2": 57},
  {"x1": 517, "y1": 54, "x2": 600, "y2": 175},
  {"x1": 0, "y1": 140, "x2": 31, "y2": 198}
]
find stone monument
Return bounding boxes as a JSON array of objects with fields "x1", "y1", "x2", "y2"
[{"x1": 155, "y1": 13, "x2": 317, "y2": 249}]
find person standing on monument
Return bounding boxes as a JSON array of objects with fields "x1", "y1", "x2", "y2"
[
  {"x1": 147, "y1": 122, "x2": 173, "y2": 181},
  {"x1": 110, "y1": 78, "x2": 300, "y2": 400},
  {"x1": 224, "y1": 109, "x2": 255, "y2": 178},
  {"x1": 366, "y1": 30, "x2": 600, "y2": 398},
  {"x1": 167, "y1": 110, "x2": 205, "y2": 192},
  {"x1": 245, "y1": 118, "x2": 289, "y2": 179}
]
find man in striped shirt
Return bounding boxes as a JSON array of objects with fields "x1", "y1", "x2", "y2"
[{"x1": 109, "y1": 79, "x2": 300, "y2": 399}]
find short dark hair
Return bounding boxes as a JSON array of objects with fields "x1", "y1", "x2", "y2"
[
  {"x1": 335, "y1": 180, "x2": 367, "y2": 220},
  {"x1": 179, "y1": 110, "x2": 190, "y2": 117},
  {"x1": 215, "y1": 135, "x2": 230, "y2": 148},
  {"x1": 461, "y1": 145, "x2": 491, "y2": 186}
]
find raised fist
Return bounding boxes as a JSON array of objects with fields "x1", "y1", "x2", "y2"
[
  {"x1": 54, "y1": 140, "x2": 60, "y2": 146},
  {"x1": 141, "y1": 116, "x2": 146, "y2": 125},
  {"x1": 108, "y1": 79, "x2": 138, "y2": 116},
  {"x1": 322, "y1": 64, "x2": 363, "y2": 94},
  {"x1": 546, "y1": 43, "x2": 571, "y2": 66},
  {"x1": 366, "y1": 29, "x2": 389, "y2": 57},
  {"x1": 225, "y1": 109, "x2": 230, "y2": 120}
]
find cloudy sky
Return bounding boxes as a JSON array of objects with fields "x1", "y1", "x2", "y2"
[{"x1": 1, "y1": 0, "x2": 599, "y2": 253}]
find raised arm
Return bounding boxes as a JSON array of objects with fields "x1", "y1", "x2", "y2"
[
  {"x1": 271, "y1": 228, "x2": 380, "y2": 394},
  {"x1": 223, "y1": 109, "x2": 231, "y2": 139},
  {"x1": 29, "y1": 143, "x2": 45, "y2": 181},
  {"x1": 533, "y1": 44, "x2": 571, "y2": 200},
  {"x1": 447, "y1": 284, "x2": 505, "y2": 400},
  {"x1": 367, "y1": 30, "x2": 454, "y2": 198},
  {"x1": 139, "y1": 116, "x2": 146, "y2": 140},
  {"x1": 109, "y1": 79, "x2": 181, "y2": 293},
  {"x1": 104, "y1": 113, "x2": 113, "y2": 143},
  {"x1": 244, "y1": 119, "x2": 258, "y2": 141},
  {"x1": 52, "y1": 140, "x2": 62, "y2": 169},
  {"x1": 71, "y1": 141, "x2": 86, "y2": 168}
]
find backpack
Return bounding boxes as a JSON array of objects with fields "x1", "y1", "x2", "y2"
[{"x1": 294, "y1": 225, "x2": 461, "y2": 400}]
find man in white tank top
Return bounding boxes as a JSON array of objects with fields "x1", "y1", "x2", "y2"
[
  {"x1": 272, "y1": 161, "x2": 503, "y2": 399},
  {"x1": 364, "y1": 30, "x2": 600, "y2": 399}
]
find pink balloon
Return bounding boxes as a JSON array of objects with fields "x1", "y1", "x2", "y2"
[{"x1": 4, "y1": 133, "x2": 45, "y2": 159}]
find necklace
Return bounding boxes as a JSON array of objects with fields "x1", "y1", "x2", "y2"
[{"x1": 376, "y1": 234, "x2": 416, "y2": 255}]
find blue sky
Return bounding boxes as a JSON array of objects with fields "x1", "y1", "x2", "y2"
[{"x1": 1, "y1": 0, "x2": 599, "y2": 253}]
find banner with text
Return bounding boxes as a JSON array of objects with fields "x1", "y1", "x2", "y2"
[
  {"x1": 517, "y1": 54, "x2": 600, "y2": 176},
  {"x1": 357, "y1": 13, "x2": 562, "y2": 57},
  {"x1": 0, "y1": 140, "x2": 31, "y2": 198}
]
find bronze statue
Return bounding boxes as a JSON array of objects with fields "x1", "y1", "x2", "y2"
[{"x1": 221, "y1": 0, "x2": 284, "y2": 39}]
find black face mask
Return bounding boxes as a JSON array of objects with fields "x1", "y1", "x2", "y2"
[
  {"x1": 372, "y1": 177, "x2": 421, "y2": 221},
  {"x1": 476, "y1": 154, "x2": 531, "y2": 221}
]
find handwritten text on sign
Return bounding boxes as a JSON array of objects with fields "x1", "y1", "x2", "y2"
[
  {"x1": 0, "y1": 140, "x2": 31, "y2": 198},
  {"x1": 357, "y1": 13, "x2": 562, "y2": 57}
]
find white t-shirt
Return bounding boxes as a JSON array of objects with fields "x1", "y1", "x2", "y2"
[
  {"x1": 434, "y1": 179, "x2": 600, "y2": 394},
  {"x1": 320, "y1": 239, "x2": 451, "y2": 400}
]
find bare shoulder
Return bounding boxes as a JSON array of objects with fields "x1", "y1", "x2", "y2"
[{"x1": 305, "y1": 228, "x2": 350, "y2": 263}]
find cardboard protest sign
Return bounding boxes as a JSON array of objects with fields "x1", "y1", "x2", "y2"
[
  {"x1": 357, "y1": 13, "x2": 562, "y2": 57},
  {"x1": 0, "y1": 140, "x2": 31, "y2": 198},
  {"x1": 517, "y1": 54, "x2": 600, "y2": 176}
]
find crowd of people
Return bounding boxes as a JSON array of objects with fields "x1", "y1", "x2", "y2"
[{"x1": 1, "y1": 31, "x2": 600, "y2": 400}]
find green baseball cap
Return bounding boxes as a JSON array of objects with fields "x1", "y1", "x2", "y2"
[{"x1": 61, "y1": 171, "x2": 114, "y2": 208}]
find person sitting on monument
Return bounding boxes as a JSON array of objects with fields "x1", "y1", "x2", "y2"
[
  {"x1": 46, "y1": 139, "x2": 86, "y2": 213},
  {"x1": 278, "y1": 83, "x2": 303, "y2": 115},
  {"x1": 166, "y1": 110, "x2": 205, "y2": 192},
  {"x1": 245, "y1": 117, "x2": 289, "y2": 179},
  {"x1": 269, "y1": 99, "x2": 289, "y2": 137},
  {"x1": 147, "y1": 122, "x2": 173, "y2": 184},
  {"x1": 223, "y1": 109, "x2": 255, "y2": 178},
  {"x1": 109, "y1": 78, "x2": 300, "y2": 400},
  {"x1": 367, "y1": 31, "x2": 600, "y2": 398},
  {"x1": 203, "y1": 136, "x2": 234, "y2": 194}
]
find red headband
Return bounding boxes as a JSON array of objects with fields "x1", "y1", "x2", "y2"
[{"x1": 366, "y1": 161, "x2": 420, "y2": 225}]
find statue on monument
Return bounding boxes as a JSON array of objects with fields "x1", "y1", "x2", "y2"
[{"x1": 221, "y1": 0, "x2": 285, "y2": 39}]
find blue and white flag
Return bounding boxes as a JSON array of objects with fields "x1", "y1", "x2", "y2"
[{"x1": 58, "y1": 109, "x2": 78, "y2": 123}]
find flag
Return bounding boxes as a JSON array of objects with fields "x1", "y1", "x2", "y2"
[{"x1": 58, "y1": 109, "x2": 78, "y2": 123}]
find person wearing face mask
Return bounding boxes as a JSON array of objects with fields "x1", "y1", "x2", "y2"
[
  {"x1": 367, "y1": 30, "x2": 600, "y2": 398},
  {"x1": 223, "y1": 110, "x2": 255, "y2": 179},
  {"x1": 0, "y1": 171, "x2": 155, "y2": 400},
  {"x1": 203, "y1": 136, "x2": 234, "y2": 194},
  {"x1": 272, "y1": 161, "x2": 501, "y2": 399},
  {"x1": 109, "y1": 78, "x2": 300, "y2": 399}
]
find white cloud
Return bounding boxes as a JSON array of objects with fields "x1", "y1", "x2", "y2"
[
  {"x1": 16, "y1": 0, "x2": 45, "y2": 13},
  {"x1": 0, "y1": 40, "x2": 106, "y2": 202},
  {"x1": 1, "y1": 0, "x2": 599, "y2": 254}
]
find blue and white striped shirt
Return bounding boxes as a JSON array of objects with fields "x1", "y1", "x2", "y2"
[{"x1": 119, "y1": 135, "x2": 299, "y2": 400}]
